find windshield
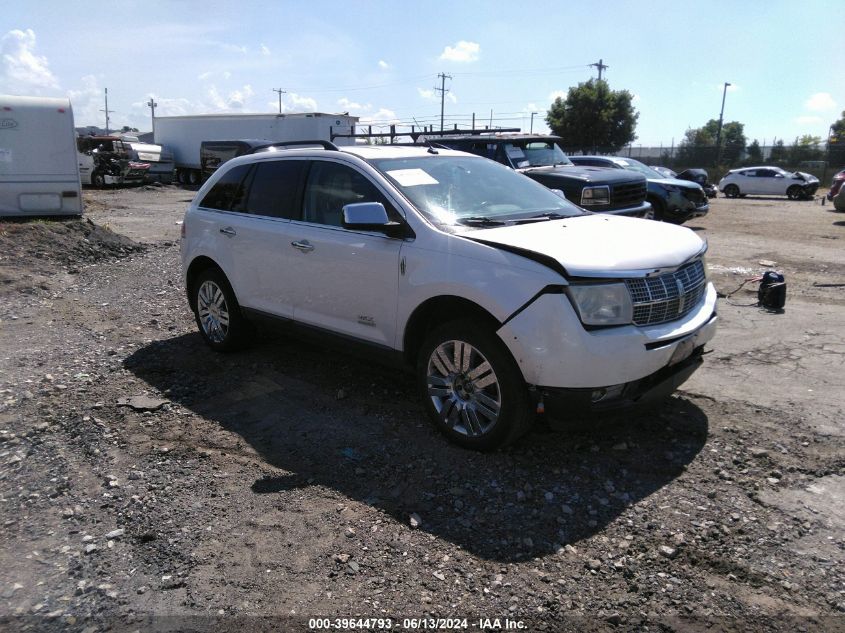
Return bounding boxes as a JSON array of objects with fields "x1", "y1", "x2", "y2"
[
  {"x1": 502, "y1": 140, "x2": 573, "y2": 168},
  {"x1": 612, "y1": 158, "x2": 664, "y2": 179},
  {"x1": 370, "y1": 155, "x2": 584, "y2": 225}
]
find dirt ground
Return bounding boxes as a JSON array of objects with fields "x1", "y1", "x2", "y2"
[{"x1": 0, "y1": 185, "x2": 843, "y2": 632}]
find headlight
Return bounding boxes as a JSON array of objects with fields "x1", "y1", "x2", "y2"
[
  {"x1": 567, "y1": 283, "x2": 633, "y2": 326},
  {"x1": 580, "y1": 185, "x2": 610, "y2": 206}
]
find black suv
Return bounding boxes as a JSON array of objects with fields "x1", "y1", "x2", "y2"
[{"x1": 426, "y1": 133, "x2": 652, "y2": 218}]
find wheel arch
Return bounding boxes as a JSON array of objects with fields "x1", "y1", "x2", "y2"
[
  {"x1": 185, "y1": 255, "x2": 225, "y2": 310},
  {"x1": 402, "y1": 295, "x2": 502, "y2": 367}
]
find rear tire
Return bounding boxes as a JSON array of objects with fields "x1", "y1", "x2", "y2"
[
  {"x1": 723, "y1": 184, "x2": 739, "y2": 198},
  {"x1": 417, "y1": 320, "x2": 532, "y2": 451},
  {"x1": 192, "y1": 268, "x2": 247, "y2": 352}
]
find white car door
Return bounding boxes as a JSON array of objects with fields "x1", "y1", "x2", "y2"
[
  {"x1": 757, "y1": 168, "x2": 784, "y2": 195},
  {"x1": 196, "y1": 160, "x2": 307, "y2": 319},
  {"x1": 286, "y1": 159, "x2": 403, "y2": 347}
]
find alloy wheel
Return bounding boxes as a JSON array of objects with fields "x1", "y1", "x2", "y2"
[
  {"x1": 426, "y1": 339, "x2": 502, "y2": 437},
  {"x1": 197, "y1": 280, "x2": 230, "y2": 343}
]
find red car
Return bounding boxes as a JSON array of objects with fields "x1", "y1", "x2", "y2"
[{"x1": 828, "y1": 168, "x2": 845, "y2": 200}]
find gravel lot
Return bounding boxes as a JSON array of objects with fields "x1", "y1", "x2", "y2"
[{"x1": 0, "y1": 185, "x2": 843, "y2": 632}]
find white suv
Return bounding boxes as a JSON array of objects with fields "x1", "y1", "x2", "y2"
[{"x1": 181, "y1": 143, "x2": 717, "y2": 450}]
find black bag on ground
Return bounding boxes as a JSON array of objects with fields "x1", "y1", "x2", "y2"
[{"x1": 758, "y1": 271, "x2": 786, "y2": 310}]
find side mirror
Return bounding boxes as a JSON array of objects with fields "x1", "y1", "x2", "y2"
[{"x1": 342, "y1": 202, "x2": 406, "y2": 237}]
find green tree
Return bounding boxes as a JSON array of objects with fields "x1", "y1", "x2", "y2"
[
  {"x1": 828, "y1": 110, "x2": 845, "y2": 167},
  {"x1": 545, "y1": 79, "x2": 638, "y2": 153},
  {"x1": 746, "y1": 139, "x2": 763, "y2": 164},
  {"x1": 787, "y1": 135, "x2": 823, "y2": 165},
  {"x1": 677, "y1": 119, "x2": 747, "y2": 166},
  {"x1": 770, "y1": 139, "x2": 787, "y2": 164}
]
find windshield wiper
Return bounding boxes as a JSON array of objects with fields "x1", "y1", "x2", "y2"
[
  {"x1": 455, "y1": 216, "x2": 508, "y2": 226},
  {"x1": 513, "y1": 212, "x2": 570, "y2": 224}
]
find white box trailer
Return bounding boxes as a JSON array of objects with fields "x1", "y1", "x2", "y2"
[
  {"x1": 153, "y1": 112, "x2": 358, "y2": 184},
  {"x1": 0, "y1": 94, "x2": 82, "y2": 217}
]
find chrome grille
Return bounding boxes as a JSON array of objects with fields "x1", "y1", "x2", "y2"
[{"x1": 626, "y1": 260, "x2": 707, "y2": 326}]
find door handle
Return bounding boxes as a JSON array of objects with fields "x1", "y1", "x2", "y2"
[
  {"x1": 291, "y1": 240, "x2": 314, "y2": 252},
  {"x1": 219, "y1": 227, "x2": 237, "y2": 237}
]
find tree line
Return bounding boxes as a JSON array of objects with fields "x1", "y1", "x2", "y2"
[{"x1": 545, "y1": 79, "x2": 845, "y2": 167}]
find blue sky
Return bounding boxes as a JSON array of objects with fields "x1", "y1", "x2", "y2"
[{"x1": 2, "y1": 0, "x2": 843, "y2": 147}]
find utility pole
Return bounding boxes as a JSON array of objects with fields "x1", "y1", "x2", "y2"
[
  {"x1": 530, "y1": 111, "x2": 538, "y2": 134},
  {"x1": 147, "y1": 97, "x2": 157, "y2": 137},
  {"x1": 590, "y1": 58, "x2": 609, "y2": 81},
  {"x1": 434, "y1": 72, "x2": 452, "y2": 132},
  {"x1": 714, "y1": 82, "x2": 731, "y2": 166},
  {"x1": 272, "y1": 88, "x2": 287, "y2": 114},
  {"x1": 100, "y1": 88, "x2": 114, "y2": 135}
]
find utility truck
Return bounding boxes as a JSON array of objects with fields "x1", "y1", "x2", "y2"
[
  {"x1": 153, "y1": 112, "x2": 358, "y2": 184},
  {"x1": 0, "y1": 94, "x2": 82, "y2": 217}
]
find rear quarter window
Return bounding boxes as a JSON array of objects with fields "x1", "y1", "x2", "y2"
[{"x1": 199, "y1": 164, "x2": 252, "y2": 211}]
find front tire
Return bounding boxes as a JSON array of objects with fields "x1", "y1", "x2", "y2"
[
  {"x1": 192, "y1": 268, "x2": 247, "y2": 352},
  {"x1": 786, "y1": 185, "x2": 802, "y2": 200},
  {"x1": 723, "y1": 184, "x2": 739, "y2": 198},
  {"x1": 417, "y1": 320, "x2": 532, "y2": 451},
  {"x1": 91, "y1": 170, "x2": 105, "y2": 188}
]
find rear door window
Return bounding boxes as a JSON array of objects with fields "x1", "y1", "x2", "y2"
[
  {"x1": 243, "y1": 160, "x2": 306, "y2": 219},
  {"x1": 199, "y1": 164, "x2": 252, "y2": 211}
]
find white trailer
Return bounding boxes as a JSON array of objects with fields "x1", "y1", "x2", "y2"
[
  {"x1": 0, "y1": 94, "x2": 82, "y2": 217},
  {"x1": 153, "y1": 112, "x2": 358, "y2": 184}
]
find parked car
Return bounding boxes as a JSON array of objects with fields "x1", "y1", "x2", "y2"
[
  {"x1": 834, "y1": 179, "x2": 845, "y2": 211},
  {"x1": 675, "y1": 168, "x2": 718, "y2": 198},
  {"x1": 651, "y1": 166, "x2": 677, "y2": 179},
  {"x1": 568, "y1": 156, "x2": 709, "y2": 224},
  {"x1": 827, "y1": 168, "x2": 845, "y2": 201},
  {"x1": 718, "y1": 166, "x2": 819, "y2": 200},
  {"x1": 423, "y1": 133, "x2": 653, "y2": 219},
  {"x1": 181, "y1": 143, "x2": 717, "y2": 450}
]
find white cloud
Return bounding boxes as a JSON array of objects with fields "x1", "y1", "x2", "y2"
[
  {"x1": 548, "y1": 90, "x2": 567, "y2": 102},
  {"x1": 1, "y1": 28, "x2": 59, "y2": 93},
  {"x1": 804, "y1": 92, "x2": 836, "y2": 112},
  {"x1": 198, "y1": 71, "x2": 213, "y2": 81},
  {"x1": 222, "y1": 71, "x2": 232, "y2": 80},
  {"x1": 337, "y1": 97, "x2": 371, "y2": 113},
  {"x1": 205, "y1": 83, "x2": 256, "y2": 111},
  {"x1": 417, "y1": 87, "x2": 436, "y2": 100},
  {"x1": 260, "y1": 44, "x2": 271, "y2": 56},
  {"x1": 285, "y1": 92, "x2": 317, "y2": 112},
  {"x1": 363, "y1": 108, "x2": 399, "y2": 124},
  {"x1": 67, "y1": 74, "x2": 103, "y2": 127},
  {"x1": 378, "y1": 60, "x2": 390, "y2": 69},
  {"x1": 447, "y1": 93, "x2": 457, "y2": 104},
  {"x1": 439, "y1": 40, "x2": 480, "y2": 63},
  {"x1": 795, "y1": 115, "x2": 823, "y2": 125}
]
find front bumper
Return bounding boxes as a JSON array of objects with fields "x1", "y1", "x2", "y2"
[
  {"x1": 600, "y1": 200, "x2": 653, "y2": 218},
  {"x1": 497, "y1": 282, "x2": 718, "y2": 390},
  {"x1": 538, "y1": 343, "x2": 705, "y2": 418}
]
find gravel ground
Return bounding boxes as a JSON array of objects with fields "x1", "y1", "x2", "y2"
[{"x1": 0, "y1": 186, "x2": 843, "y2": 632}]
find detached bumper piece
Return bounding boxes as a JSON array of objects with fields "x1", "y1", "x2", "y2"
[{"x1": 538, "y1": 346, "x2": 705, "y2": 419}]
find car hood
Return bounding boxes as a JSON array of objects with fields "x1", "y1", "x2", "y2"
[
  {"x1": 466, "y1": 214, "x2": 705, "y2": 277},
  {"x1": 794, "y1": 172, "x2": 819, "y2": 183},
  {"x1": 519, "y1": 164, "x2": 644, "y2": 185}
]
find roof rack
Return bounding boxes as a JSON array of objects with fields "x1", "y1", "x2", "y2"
[{"x1": 248, "y1": 139, "x2": 340, "y2": 154}]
